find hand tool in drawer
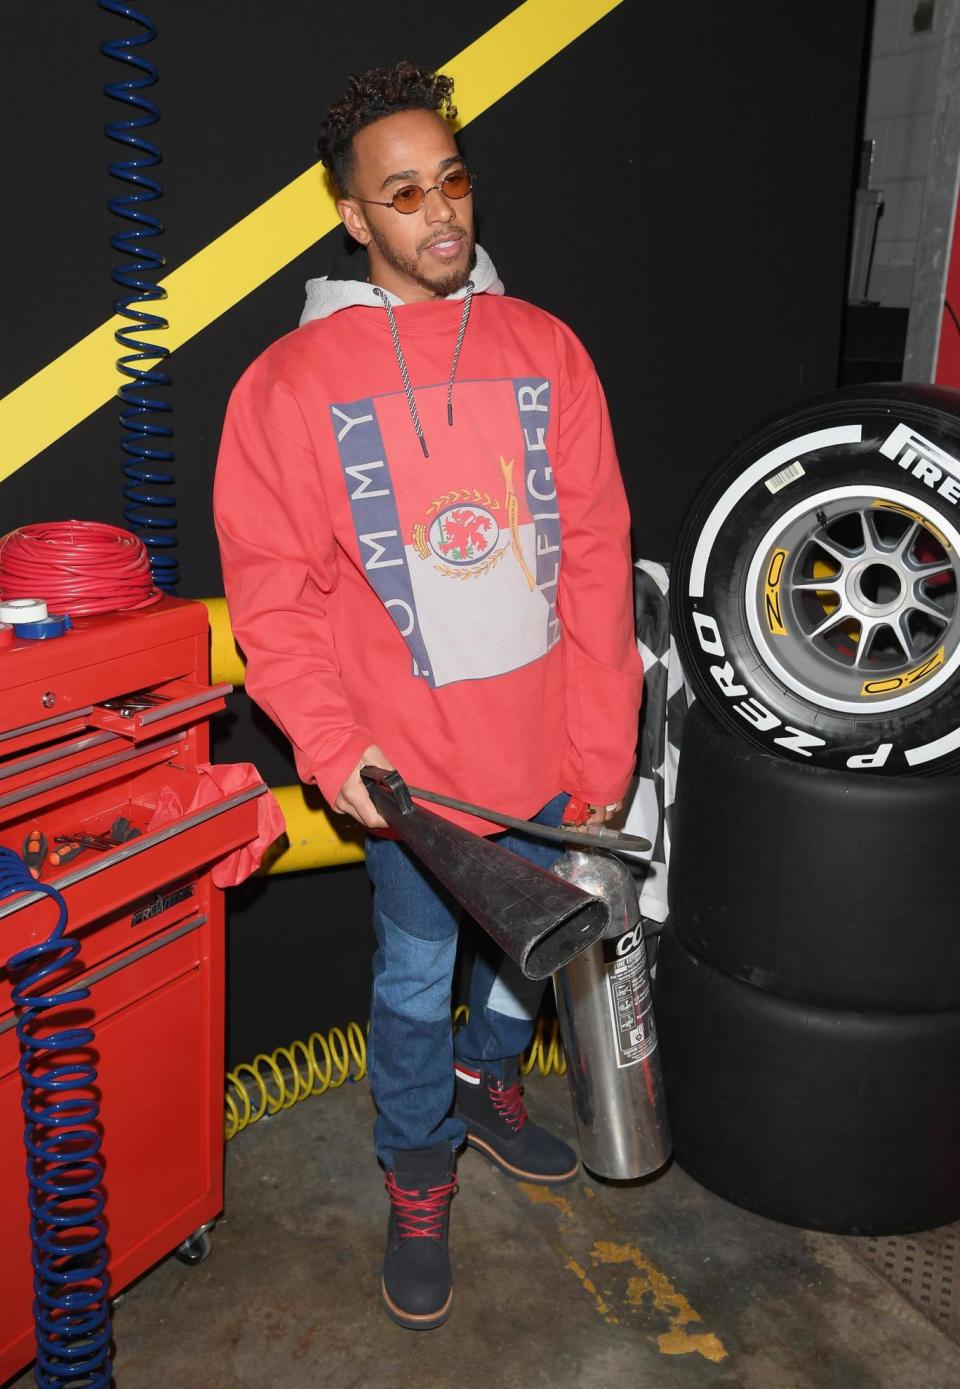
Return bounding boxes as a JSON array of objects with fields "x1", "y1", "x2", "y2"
[
  {"x1": 47, "y1": 838, "x2": 84, "y2": 868},
  {"x1": 51, "y1": 820, "x2": 143, "y2": 859},
  {"x1": 21, "y1": 830, "x2": 47, "y2": 880},
  {"x1": 109, "y1": 815, "x2": 142, "y2": 844},
  {"x1": 54, "y1": 832, "x2": 116, "y2": 852},
  {"x1": 98, "y1": 692, "x2": 166, "y2": 719}
]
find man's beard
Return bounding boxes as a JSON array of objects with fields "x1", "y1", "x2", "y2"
[{"x1": 368, "y1": 225, "x2": 477, "y2": 297}]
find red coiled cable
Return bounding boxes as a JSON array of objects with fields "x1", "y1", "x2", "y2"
[{"x1": 0, "y1": 521, "x2": 161, "y2": 617}]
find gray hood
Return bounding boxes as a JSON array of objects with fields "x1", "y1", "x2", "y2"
[{"x1": 299, "y1": 243, "x2": 503, "y2": 325}]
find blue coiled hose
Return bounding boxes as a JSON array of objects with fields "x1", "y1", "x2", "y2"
[
  {"x1": 100, "y1": 1, "x2": 177, "y2": 593},
  {"x1": 1, "y1": 848, "x2": 112, "y2": 1388}
]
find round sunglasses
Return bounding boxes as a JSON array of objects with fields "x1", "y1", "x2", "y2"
[{"x1": 357, "y1": 168, "x2": 475, "y2": 215}]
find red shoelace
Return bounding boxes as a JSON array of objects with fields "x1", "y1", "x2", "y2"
[
  {"x1": 385, "y1": 1174, "x2": 457, "y2": 1239},
  {"x1": 490, "y1": 1080, "x2": 528, "y2": 1133}
]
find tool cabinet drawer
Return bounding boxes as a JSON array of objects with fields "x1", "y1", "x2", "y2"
[
  {"x1": 0, "y1": 684, "x2": 227, "y2": 808},
  {"x1": 0, "y1": 873, "x2": 205, "y2": 1020},
  {"x1": 0, "y1": 598, "x2": 211, "y2": 751},
  {"x1": 87, "y1": 676, "x2": 232, "y2": 742},
  {"x1": 0, "y1": 708, "x2": 95, "y2": 760},
  {"x1": 0, "y1": 916, "x2": 205, "y2": 1073},
  {"x1": 0, "y1": 763, "x2": 265, "y2": 964},
  {"x1": 0, "y1": 731, "x2": 184, "y2": 827},
  {"x1": 0, "y1": 729, "x2": 154, "y2": 805}
]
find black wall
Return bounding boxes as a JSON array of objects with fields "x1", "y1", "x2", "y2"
[{"x1": 0, "y1": 1, "x2": 869, "y2": 1061}]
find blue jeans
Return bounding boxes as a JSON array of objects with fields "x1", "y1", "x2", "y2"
[{"x1": 364, "y1": 794, "x2": 567, "y2": 1168}]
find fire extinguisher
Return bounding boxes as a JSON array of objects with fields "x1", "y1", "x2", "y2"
[{"x1": 551, "y1": 799, "x2": 671, "y2": 1180}]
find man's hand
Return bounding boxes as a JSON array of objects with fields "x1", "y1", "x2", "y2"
[
  {"x1": 583, "y1": 800, "x2": 622, "y2": 827},
  {"x1": 333, "y1": 745, "x2": 394, "y2": 830}
]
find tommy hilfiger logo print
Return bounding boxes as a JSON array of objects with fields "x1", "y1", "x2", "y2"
[
  {"x1": 411, "y1": 457, "x2": 537, "y2": 590},
  {"x1": 331, "y1": 377, "x2": 563, "y2": 688}
]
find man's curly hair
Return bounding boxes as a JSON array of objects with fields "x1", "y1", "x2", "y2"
[{"x1": 316, "y1": 60, "x2": 458, "y2": 194}]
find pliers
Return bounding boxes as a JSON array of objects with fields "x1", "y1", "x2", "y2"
[{"x1": 54, "y1": 832, "x2": 115, "y2": 853}]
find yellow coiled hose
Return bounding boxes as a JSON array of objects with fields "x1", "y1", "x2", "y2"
[{"x1": 224, "y1": 1006, "x2": 566, "y2": 1141}]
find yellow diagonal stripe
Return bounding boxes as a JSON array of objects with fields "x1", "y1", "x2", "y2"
[{"x1": 0, "y1": 0, "x2": 622, "y2": 485}]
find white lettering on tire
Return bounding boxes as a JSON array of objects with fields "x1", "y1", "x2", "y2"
[{"x1": 693, "y1": 607, "x2": 827, "y2": 755}]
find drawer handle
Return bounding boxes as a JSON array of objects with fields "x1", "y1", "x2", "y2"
[
  {"x1": 0, "y1": 784, "x2": 266, "y2": 918},
  {"x1": 0, "y1": 706, "x2": 94, "y2": 746},
  {"x1": 0, "y1": 731, "x2": 183, "y2": 811},
  {"x1": 0, "y1": 731, "x2": 119, "y2": 785},
  {"x1": 0, "y1": 914, "x2": 208, "y2": 1037},
  {"x1": 137, "y1": 683, "x2": 233, "y2": 725}
]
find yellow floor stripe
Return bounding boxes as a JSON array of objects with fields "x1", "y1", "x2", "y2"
[{"x1": 0, "y1": 0, "x2": 622, "y2": 485}]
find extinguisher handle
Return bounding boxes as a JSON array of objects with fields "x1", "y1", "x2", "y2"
[
  {"x1": 563, "y1": 796, "x2": 592, "y2": 827},
  {"x1": 361, "y1": 765, "x2": 415, "y2": 816}
]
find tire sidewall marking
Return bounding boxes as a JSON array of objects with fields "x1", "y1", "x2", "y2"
[{"x1": 687, "y1": 424, "x2": 863, "y2": 598}]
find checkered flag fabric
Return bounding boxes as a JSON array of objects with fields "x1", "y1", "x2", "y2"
[{"x1": 621, "y1": 559, "x2": 695, "y2": 926}]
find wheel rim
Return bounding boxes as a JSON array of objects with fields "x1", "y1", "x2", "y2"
[{"x1": 745, "y1": 485, "x2": 960, "y2": 713}]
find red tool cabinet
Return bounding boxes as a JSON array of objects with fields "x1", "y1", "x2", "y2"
[{"x1": 0, "y1": 597, "x2": 263, "y2": 1385}]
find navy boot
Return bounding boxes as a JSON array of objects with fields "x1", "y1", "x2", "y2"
[
  {"x1": 454, "y1": 1058, "x2": 579, "y2": 1184},
  {"x1": 382, "y1": 1141, "x2": 457, "y2": 1329}
]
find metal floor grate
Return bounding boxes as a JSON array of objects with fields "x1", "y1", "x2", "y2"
[{"x1": 846, "y1": 1224, "x2": 960, "y2": 1340}]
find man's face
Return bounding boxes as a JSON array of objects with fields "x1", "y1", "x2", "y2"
[{"x1": 339, "y1": 108, "x2": 476, "y2": 302}]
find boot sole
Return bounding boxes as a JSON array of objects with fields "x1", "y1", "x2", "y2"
[
  {"x1": 465, "y1": 1132, "x2": 579, "y2": 1184},
  {"x1": 381, "y1": 1280, "x2": 452, "y2": 1331}
]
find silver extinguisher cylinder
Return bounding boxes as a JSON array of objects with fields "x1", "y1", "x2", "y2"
[{"x1": 552, "y1": 847, "x2": 671, "y2": 1180}]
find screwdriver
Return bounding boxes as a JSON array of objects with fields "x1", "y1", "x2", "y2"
[
  {"x1": 48, "y1": 839, "x2": 85, "y2": 868},
  {"x1": 22, "y1": 829, "x2": 47, "y2": 880}
]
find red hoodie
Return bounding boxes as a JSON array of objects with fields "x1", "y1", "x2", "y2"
[{"x1": 214, "y1": 286, "x2": 642, "y2": 834}]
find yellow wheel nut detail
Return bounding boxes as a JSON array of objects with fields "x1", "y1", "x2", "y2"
[
  {"x1": 764, "y1": 548, "x2": 788, "y2": 636},
  {"x1": 861, "y1": 645, "x2": 946, "y2": 697},
  {"x1": 872, "y1": 500, "x2": 951, "y2": 552}
]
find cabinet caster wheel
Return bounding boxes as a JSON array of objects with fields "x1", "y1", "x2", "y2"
[{"x1": 174, "y1": 1223, "x2": 214, "y2": 1265}]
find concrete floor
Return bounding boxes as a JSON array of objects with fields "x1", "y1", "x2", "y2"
[{"x1": 10, "y1": 1073, "x2": 960, "y2": 1389}]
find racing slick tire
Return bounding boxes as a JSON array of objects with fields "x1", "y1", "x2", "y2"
[
  {"x1": 671, "y1": 384, "x2": 960, "y2": 774},
  {"x1": 653, "y1": 925, "x2": 960, "y2": 1235},
  {"x1": 669, "y1": 701, "x2": 960, "y2": 1011}
]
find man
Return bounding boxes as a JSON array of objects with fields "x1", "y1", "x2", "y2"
[{"x1": 214, "y1": 60, "x2": 642, "y2": 1331}]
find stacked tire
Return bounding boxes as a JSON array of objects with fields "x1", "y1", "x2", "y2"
[{"x1": 654, "y1": 383, "x2": 960, "y2": 1235}]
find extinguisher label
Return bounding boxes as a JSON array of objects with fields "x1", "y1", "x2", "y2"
[{"x1": 604, "y1": 936, "x2": 658, "y2": 1069}]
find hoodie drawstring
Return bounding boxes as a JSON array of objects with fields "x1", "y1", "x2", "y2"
[{"x1": 373, "y1": 283, "x2": 474, "y2": 460}]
